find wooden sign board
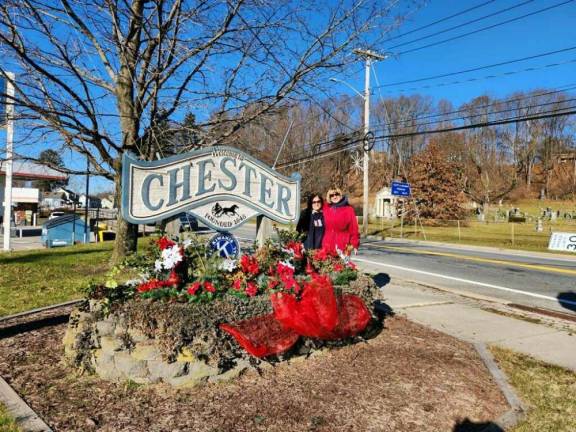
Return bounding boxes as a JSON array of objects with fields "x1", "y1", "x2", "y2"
[{"x1": 121, "y1": 146, "x2": 301, "y2": 231}]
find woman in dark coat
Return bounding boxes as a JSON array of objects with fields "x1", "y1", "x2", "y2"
[{"x1": 296, "y1": 193, "x2": 325, "y2": 250}]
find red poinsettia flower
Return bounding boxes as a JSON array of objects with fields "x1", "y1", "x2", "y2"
[
  {"x1": 245, "y1": 281, "x2": 258, "y2": 297},
  {"x1": 204, "y1": 281, "x2": 216, "y2": 293},
  {"x1": 286, "y1": 241, "x2": 304, "y2": 259},
  {"x1": 276, "y1": 262, "x2": 294, "y2": 278},
  {"x1": 157, "y1": 236, "x2": 176, "y2": 250},
  {"x1": 267, "y1": 279, "x2": 280, "y2": 290},
  {"x1": 333, "y1": 263, "x2": 344, "y2": 272},
  {"x1": 283, "y1": 277, "x2": 301, "y2": 294},
  {"x1": 187, "y1": 281, "x2": 201, "y2": 295},
  {"x1": 240, "y1": 255, "x2": 259, "y2": 275},
  {"x1": 232, "y1": 278, "x2": 243, "y2": 291},
  {"x1": 167, "y1": 271, "x2": 181, "y2": 286},
  {"x1": 347, "y1": 261, "x2": 357, "y2": 270},
  {"x1": 313, "y1": 248, "x2": 330, "y2": 261},
  {"x1": 137, "y1": 279, "x2": 164, "y2": 293},
  {"x1": 305, "y1": 260, "x2": 315, "y2": 275}
]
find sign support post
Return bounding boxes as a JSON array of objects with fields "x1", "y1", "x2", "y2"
[
  {"x1": 3, "y1": 72, "x2": 15, "y2": 252},
  {"x1": 255, "y1": 215, "x2": 273, "y2": 248}
]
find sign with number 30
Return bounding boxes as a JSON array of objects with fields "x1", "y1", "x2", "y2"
[{"x1": 548, "y1": 232, "x2": 576, "y2": 253}]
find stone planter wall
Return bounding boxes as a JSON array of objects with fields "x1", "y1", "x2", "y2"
[
  {"x1": 63, "y1": 303, "x2": 250, "y2": 387},
  {"x1": 63, "y1": 275, "x2": 383, "y2": 387}
]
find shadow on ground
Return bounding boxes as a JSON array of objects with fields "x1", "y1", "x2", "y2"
[
  {"x1": 557, "y1": 291, "x2": 576, "y2": 313},
  {"x1": 453, "y1": 418, "x2": 504, "y2": 432},
  {"x1": 372, "y1": 272, "x2": 391, "y2": 288},
  {"x1": 371, "y1": 273, "x2": 394, "y2": 321},
  {"x1": 0, "y1": 247, "x2": 107, "y2": 265}
]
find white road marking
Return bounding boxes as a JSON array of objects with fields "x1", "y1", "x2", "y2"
[{"x1": 354, "y1": 257, "x2": 576, "y2": 308}]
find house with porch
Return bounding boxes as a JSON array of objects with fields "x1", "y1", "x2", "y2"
[{"x1": 1, "y1": 160, "x2": 68, "y2": 225}]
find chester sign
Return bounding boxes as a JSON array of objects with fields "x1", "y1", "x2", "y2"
[{"x1": 121, "y1": 146, "x2": 301, "y2": 231}]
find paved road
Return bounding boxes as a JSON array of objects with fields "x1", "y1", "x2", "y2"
[
  {"x1": 356, "y1": 239, "x2": 576, "y2": 315},
  {"x1": 231, "y1": 224, "x2": 576, "y2": 315}
]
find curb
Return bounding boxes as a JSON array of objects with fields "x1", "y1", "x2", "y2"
[
  {"x1": 0, "y1": 300, "x2": 82, "y2": 324},
  {"x1": 0, "y1": 375, "x2": 53, "y2": 432},
  {"x1": 474, "y1": 343, "x2": 526, "y2": 431}
]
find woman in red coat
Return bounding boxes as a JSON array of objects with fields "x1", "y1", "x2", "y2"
[{"x1": 321, "y1": 187, "x2": 360, "y2": 254}]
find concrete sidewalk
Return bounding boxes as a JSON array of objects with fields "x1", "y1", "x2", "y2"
[{"x1": 376, "y1": 277, "x2": 576, "y2": 372}]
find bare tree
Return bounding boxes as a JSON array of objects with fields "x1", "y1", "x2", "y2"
[{"x1": 0, "y1": 0, "x2": 408, "y2": 261}]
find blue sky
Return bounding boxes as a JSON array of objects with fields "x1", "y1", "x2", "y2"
[
  {"x1": 347, "y1": 0, "x2": 576, "y2": 107},
  {"x1": 3, "y1": 0, "x2": 576, "y2": 193}
]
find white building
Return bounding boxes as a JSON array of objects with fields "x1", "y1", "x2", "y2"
[
  {"x1": 1, "y1": 160, "x2": 68, "y2": 224},
  {"x1": 374, "y1": 187, "x2": 398, "y2": 219},
  {"x1": 101, "y1": 196, "x2": 115, "y2": 209},
  {"x1": 78, "y1": 194, "x2": 102, "y2": 209}
]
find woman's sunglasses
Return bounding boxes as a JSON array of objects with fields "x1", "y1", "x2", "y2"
[
  {"x1": 329, "y1": 192, "x2": 341, "y2": 198},
  {"x1": 312, "y1": 200, "x2": 322, "y2": 204}
]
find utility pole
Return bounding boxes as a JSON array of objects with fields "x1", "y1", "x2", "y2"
[
  {"x1": 84, "y1": 156, "x2": 90, "y2": 244},
  {"x1": 353, "y1": 49, "x2": 387, "y2": 237},
  {"x1": 2, "y1": 72, "x2": 15, "y2": 252}
]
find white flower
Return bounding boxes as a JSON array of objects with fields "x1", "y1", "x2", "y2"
[
  {"x1": 282, "y1": 247, "x2": 295, "y2": 256},
  {"x1": 125, "y1": 278, "x2": 144, "y2": 287},
  {"x1": 279, "y1": 260, "x2": 294, "y2": 270},
  {"x1": 182, "y1": 239, "x2": 193, "y2": 249},
  {"x1": 159, "y1": 244, "x2": 183, "y2": 270},
  {"x1": 335, "y1": 246, "x2": 351, "y2": 264},
  {"x1": 154, "y1": 260, "x2": 163, "y2": 272},
  {"x1": 218, "y1": 259, "x2": 237, "y2": 272}
]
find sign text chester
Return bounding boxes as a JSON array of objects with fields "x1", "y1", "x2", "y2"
[{"x1": 121, "y1": 147, "x2": 300, "y2": 230}]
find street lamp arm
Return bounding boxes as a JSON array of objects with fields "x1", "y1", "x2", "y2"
[{"x1": 329, "y1": 77, "x2": 365, "y2": 99}]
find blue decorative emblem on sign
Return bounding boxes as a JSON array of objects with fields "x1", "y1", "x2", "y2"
[
  {"x1": 391, "y1": 181, "x2": 411, "y2": 197},
  {"x1": 208, "y1": 232, "x2": 240, "y2": 259}
]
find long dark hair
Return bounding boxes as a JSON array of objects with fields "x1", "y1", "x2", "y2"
[{"x1": 307, "y1": 193, "x2": 323, "y2": 210}]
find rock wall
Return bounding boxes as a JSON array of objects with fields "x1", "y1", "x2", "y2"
[
  {"x1": 63, "y1": 301, "x2": 251, "y2": 387},
  {"x1": 63, "y1": 275, "x2": 383, "y2": 387}
]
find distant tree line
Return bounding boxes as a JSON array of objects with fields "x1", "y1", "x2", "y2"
[{"x1": 222, "y1": 88, "x2": 576, "y2": 209}]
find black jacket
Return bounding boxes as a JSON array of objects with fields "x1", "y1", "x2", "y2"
[{"x1": 297, "y1": 208, "x2": 325, "y2": 250}]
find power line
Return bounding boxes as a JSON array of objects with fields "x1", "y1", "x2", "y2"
[
  {"x1": 280, "y1": 87, "x2": 576, "y2": 165},
  {"x1": 374, "y1": 46, "x2": 576, "y2": 89},
  {"x1": 396, "y1": 0, "x2": 575, "y2": 56},
  {"x1": 372, "y1": 83, "x2": 576, "y2": 127},
  {"x1": 371, "y1": 99, "x2": 576, "y2": 134},
  {"x1": 375, "y1": 58, "x2": 576, "y2": 94},
  {"x1": 385, "y1": 1, "x2": 497, "y2": 42},
  {"x1": 389, "y1": 0, "x2": 535, "y2": 50},
  {"x1": 376, "y1": 106, "x2": 576, "y2": 139},
  {"x1": 277, "y1": 108, "x2": 576, "y2": 168}
]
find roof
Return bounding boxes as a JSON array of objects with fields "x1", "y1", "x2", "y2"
[
  {"x1": 42, "y1": 192, "x2": 65, "y2": 199},
  {"x1": 0, "y1": 160, "x2": 68, "y2": 181},
  {"x1": 43, "y1": 214, "x2": 86, "y2": 229}
]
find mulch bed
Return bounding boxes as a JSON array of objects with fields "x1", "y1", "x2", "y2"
[{"x1": 0, "y1": 312, "x2": 508, "y2": 432}]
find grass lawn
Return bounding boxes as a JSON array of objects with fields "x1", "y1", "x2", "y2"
[
  {"x1": 491, "y1": 346, "x2": 576, "y2": 432},
  {"x1": 370, "y1": 219, "x2": 576, "y2": 253},
  {"x1": 0, "y1": 242, "x2": 114, "y2": 318},
  {"x1": 0, "y1": 404, "x2": 20, "y2": 432}
]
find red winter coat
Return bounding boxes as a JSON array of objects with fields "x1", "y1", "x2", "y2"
[{"x1": 321, "y1": 197, "x2": 360, "y2": 253}]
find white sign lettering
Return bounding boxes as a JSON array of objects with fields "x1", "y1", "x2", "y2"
[{"x1": 121, "y1": 146, "x2": 300, "y2": 230}]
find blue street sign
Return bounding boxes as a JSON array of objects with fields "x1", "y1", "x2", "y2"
[
  {"x1": 391, "y1": 181, "x2": 411, "y2": 197},
  {"x1": 208, "y1": 231, "x2": 240, "y2": 259}
]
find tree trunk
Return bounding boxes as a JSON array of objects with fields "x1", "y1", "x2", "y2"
[{"x1": 111, "y1": 159, "x2": 138, "y2": 264}]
